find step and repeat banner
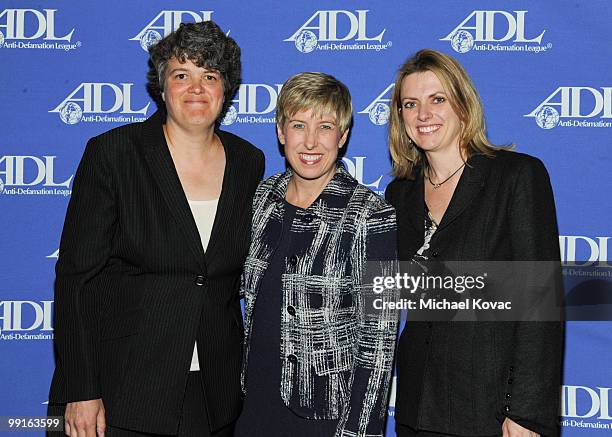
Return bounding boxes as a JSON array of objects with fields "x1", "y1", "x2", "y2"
[{"x1": 1, "y1": 1, "x2": 611, "y2": 435}]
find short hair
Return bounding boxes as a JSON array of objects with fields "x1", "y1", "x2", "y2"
[
  {"x1": 389, "y1": 49, "x2": 499, "y2": 179},
  {"x1": 146, "y1": 21, "x2": 241, "y2": 119},
  {"x1": 276, "y1": 72, "x2": 352, "y2": 134}
]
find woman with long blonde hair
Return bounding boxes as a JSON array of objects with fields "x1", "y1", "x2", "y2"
[{"x1": 386, "y1": 49, "x2": 563, "y2": 437}]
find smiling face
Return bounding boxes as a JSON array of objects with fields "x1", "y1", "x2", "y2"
[
  {"x1": 278, "y1": 108, "x2": 348, "y2": 187},
  {"x1": 399, "y1": 70, "x2": 463, "y2": 156},
  {"x1": 162, "y1": 57, "x2": 224, "y2": 130}
]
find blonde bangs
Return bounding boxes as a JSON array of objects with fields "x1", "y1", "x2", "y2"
[{"x1": 276, "y1": 72, "x2": 352, "y2": 134}]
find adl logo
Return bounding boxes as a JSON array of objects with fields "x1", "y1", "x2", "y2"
[
  {"x1": 50, "y1": 83, "x2": 150, "y2": 125},
  {"x1": 284, "y1": 10, "x2": 390, "y2": 54},
  {"x1": 342, "y1": 157, "x2": 383, "y2": 194},
  {"x1": 525, "y1": 87, "x2": 612, "y2": 130},
  {"x1": 561, "y1": 385, "x2": 612, "y2": 422},
  {"x1": 559, "y1": 236, "x2": 610, "y2": 266},
  {"x1": 359, "y1": 83, "x2": 395, "y2": 126},
  {"x1": 131, "y1": 11, "x2": 214, "y2": 51},
  {"x1": 441, "y1": 11, "x2": 549, "y2": 54},
  {"x1": 0, "y1": 156, "x2": 73, "y2": 197},
  {"x1": 0, "y1": 301, "x2": 54, "y2": 339},
  {"x1": 222, "y1": 83, "x2": 283, "y2": 125},
  {"x1": 0, "y1": 8, "x2": 79, "y2": 50}
]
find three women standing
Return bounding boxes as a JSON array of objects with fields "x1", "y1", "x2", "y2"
[{"x1": 50, "y1": 18, "x2": 563, "y2": 436}]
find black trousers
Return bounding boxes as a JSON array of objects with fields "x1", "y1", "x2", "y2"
[{"x1": 49, "y1": 372, "x2": 234, "y2": 437}]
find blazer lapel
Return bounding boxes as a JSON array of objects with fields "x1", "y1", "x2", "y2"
[
  {"x1": 203, "y1": 130, "x2": 237, "y2": 268},
  {"x1": 392, "y1": 171, "x2": 425, "y2": 257},
  {"x1": 402, "y1": 169, "x2": 426, "y2": 233},
  {"x1": 141, "y1": 111, "x2": 206, "y2": 271},
  {"x1": 436, "y1": 154, "x2": 490, "y2": 232}
]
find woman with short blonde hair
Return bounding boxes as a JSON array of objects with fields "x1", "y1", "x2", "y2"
[{"x1": 235, "y1": 72, "x2": 398, "y2": 437}]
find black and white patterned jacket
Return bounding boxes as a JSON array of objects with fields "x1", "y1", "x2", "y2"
[{"x1": 240, "y1": 165, "x2": 398, "y2": 437}]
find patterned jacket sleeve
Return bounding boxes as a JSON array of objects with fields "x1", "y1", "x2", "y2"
[{"x1": 336, "y1": 200, "x2": 399, "y2": 437}]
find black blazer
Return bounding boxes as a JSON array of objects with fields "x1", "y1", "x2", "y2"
[
  {"x1": 49, "y1": 111, "x2": 265, "y2": 434},
  {"x1": 386, "y1": 150, "x2": 564, "y2": 437}
]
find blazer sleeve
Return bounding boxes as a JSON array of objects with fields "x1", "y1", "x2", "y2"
[
  {"x1": 256, "y1": 148, "x2": 265, "y2": 183},
  {"x1": 503, "y1": 157, "x2": 564, "y2": 437},
  {"x1": 384, "y1": 179, "x2": 397, "y2": 205},
  {"x1": 238, "y1": 155, "x2": 266, "y2": 300},
  {"x1": 52, "y1": 136, "x2": 117, "y2": 402},
  {"x1": 337, "y1": 203, "x2": 399, "y2": 437}
]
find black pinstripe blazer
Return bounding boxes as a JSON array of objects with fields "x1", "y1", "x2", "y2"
[{"x1": 48, "y1": 110, "x2": 264, "y2": 434}]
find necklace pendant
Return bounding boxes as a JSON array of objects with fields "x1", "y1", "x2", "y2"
[{"x1": 432, "y1": 183, "x2": 441, "y2": 189}]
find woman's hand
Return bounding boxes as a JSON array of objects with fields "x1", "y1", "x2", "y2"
[
  {"x1": 502, "y1": 417, "x2": 539, "y2": 437},
  {"x1": 65, "y1": 399, "x2": 105, "y2": 437}
]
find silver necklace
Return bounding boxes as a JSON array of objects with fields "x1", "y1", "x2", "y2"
[{"x1": 427, "y1": 162, "x2": 466, "y2": 189}]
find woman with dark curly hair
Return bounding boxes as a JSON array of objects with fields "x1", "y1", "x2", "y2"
[{"x1": 47, "y1": 21, "x2": 264, "y2": 437}]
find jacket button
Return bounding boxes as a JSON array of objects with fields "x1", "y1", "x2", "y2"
[
  {"x1": 287, "y1": 354, "x2": 297, "y2": 364},
  {"x1": 289, "y1": 255, "x2": 298, "y2": 266},
  {"x1": 195, "y1": 275, "x2": 206, "y2": 286},
  {"x1": 509, "y1": 366, "x2": 514, "y2": 372},
  {"x1": 507, "y1": 378, "x2": 513, "y2": 385},
  {"x1": 303, "y1": 214, "x2": 315, "y2": 223},
  {"x1": 287, "y1": 305, "x2": 296, "y2": 316},
  {"x1": 505, "y1": 393, "x2": 512, "y2": 400},
  {"x1": 431, "y1": 251, "x2": 439, "y2": 258},
  {"x1": 504, "y1": 405, "x2": 511, "y2": 412}
]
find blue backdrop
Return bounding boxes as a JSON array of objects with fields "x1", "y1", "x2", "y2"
[{"x1": 1, "y1": 1, "x2": 611, "y2": 435}]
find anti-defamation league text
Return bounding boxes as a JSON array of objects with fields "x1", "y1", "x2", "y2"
[
  {"x1": 1, "y1": 187, "x2": 71, "y2": 197},
  {"x1": 1, "y1": 41, "x2": 80, "y2": 51}
]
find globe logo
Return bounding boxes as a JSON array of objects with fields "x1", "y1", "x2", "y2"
[
  {"x1": 295, "y1": 30, "x2": 318, "y2": 53},
  {"x1": 535, "y1": 106, "x2": 560, "y2": 129},
  {"x1": 59, "y1": 102, "x2": 83, "y2": 125},
  {"x1": 368, "y1": 103, "x2": 391, "y2": 125},
  {"x1": 140, "y1": 30, "x2": 162, "y2": 52},
  {"x1": 451, "y1": 30, "x2": 474, "y2": 53},
  {"x1": 221, "y1": 106, "x2": 238, "y2": 125},
  {"x1": 0, "y1": 31, "x2": 5, "y2": 48}
]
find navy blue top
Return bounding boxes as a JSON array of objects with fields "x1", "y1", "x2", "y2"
[{"x1": 235, "y1": 201, "x2": 339, "y2": 437}]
